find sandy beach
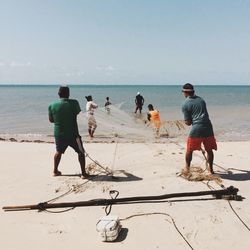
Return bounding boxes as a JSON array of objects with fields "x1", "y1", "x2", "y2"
[
  {"x1": 2, "y1": 0, "x2": 250, "y2": 248},
  {"x1": 1, "y1": 139, "x2": 250, "y2": 250}
]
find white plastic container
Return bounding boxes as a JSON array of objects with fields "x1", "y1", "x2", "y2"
[{"x1": 96, "y1": 215, "x2": 121, "y2": 242}]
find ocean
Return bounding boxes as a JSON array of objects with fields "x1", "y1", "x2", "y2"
[{"x1": 1, "y1": 84, "x2": 250, "y2": 142}]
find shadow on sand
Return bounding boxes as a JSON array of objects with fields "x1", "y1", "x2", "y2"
[
  {"x1": 114, "y1": 228, "x2": 128, "y2": 242},
  {"x1": 91, "y1": 170, "x2": 143, "y2": 182},
  {"x1": 61, "y1": 170, "x2": 143, "y2": 182},
  {"x1": 217, "y1": 168, "x2": 250, "y2": 181}
]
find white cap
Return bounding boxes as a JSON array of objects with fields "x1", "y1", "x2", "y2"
[{"x1": 137, "y1": 92, "x2": 140, "y2": 95}]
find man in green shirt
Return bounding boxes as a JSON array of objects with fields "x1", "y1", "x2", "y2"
[
  {"x1": 48, "y1": 86, "x2": 88, "y2": 178},
  {"x1": 182, "y1": 83, "x2": 217, "y2": 175}
]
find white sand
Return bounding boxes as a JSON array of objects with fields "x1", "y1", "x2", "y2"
[{"x1": 1, "y1": 140, "x2": 250, "y2": 250}]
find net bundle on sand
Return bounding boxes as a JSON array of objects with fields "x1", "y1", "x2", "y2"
[{"x1": 177, "y1": 166, "x2": 222, "y2": 183}]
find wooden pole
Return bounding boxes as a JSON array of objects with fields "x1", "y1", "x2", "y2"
[{"x1": 2, "y1": 186, "x2": 239, "y2": 212}]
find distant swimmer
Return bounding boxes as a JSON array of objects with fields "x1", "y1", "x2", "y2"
[
  {"x1": 85, "y1": 95, "x2": 98, "y2": 138},
  {"x1": 48, "y1": 86, "x2": 89, "y2": 179},
  {"x1": 147, "y1": 104, "x2": 161, "y2": 135},
  {"x1": 135, "y1": 92, "x2": 144, "y2": 114},
  {"x1": 105, "y1": 97, "x2": 112, "y2": 114},
  {"x1": 182, "y1": 83, "x2": 217, "y2": 175}
]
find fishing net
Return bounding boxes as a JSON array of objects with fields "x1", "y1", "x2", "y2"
[
  {"x1": 78, "y1": 104, "x2": 187, "y2": 141},
  {"x1": 159, "y1": 120, "x2": 186, "y2": 138},
  {"x1": 178, "y1": 166, "x2": 222, "y2": 183}
]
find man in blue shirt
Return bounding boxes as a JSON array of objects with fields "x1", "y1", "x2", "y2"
[{"x1": 182, "y1": 83, "x2": 217, "y2": 175}]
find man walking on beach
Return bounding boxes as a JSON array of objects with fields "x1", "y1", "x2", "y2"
[
  {"x1": 182, "y1": 83, "x2": 217, "y2": 175},
  {"x1": 135, "y1": 92, "x2": 144, "y2": 114},
  {"x1": 48, "y1": 86, "x2": 89, "y2": 178}
]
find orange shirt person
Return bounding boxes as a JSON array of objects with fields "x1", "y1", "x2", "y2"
[{"x1": 147, "y1": 104, "x2": 161, "y2": 134}]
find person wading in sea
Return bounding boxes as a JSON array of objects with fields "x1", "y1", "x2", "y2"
[
  {"x1": 147, "y1": 104, "x2": 161, "y2": 136},
  {"x1": 105, "y1": 97, "x2": 111, "y2": 114},
  {"x1": 85, "y1": 95, "x2": 98, "y2": 138},
  {"x1": 135, "y1": 92, "x2": 145, "y2": 114}
]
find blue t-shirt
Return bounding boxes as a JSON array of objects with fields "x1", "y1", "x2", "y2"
[{"x1": 182, "y1": 95, "x2": 214, "y2": 137}]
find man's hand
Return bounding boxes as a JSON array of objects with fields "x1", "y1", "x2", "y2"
[
  {"x1": 184, "y1": 120, "x2": 192, "y2": 126},
  {"x1": 49, "y1": 115, "x2": 54, "y2": 123}
]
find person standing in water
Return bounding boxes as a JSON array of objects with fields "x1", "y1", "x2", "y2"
[
  {"x1": 105, "y1": 97, "x2": 112, "y2": 114},
  {"x1": 85, "y1": 95, "x2": 98, "y2": 138},
  {"x1": 48, "y1": 86, "x2": 89, "y2": 178},
  {"x1": 135, "y1": 92, "x2": 144, "y2": 114},
  {"x1": 147, "y1": 104, "x2": 161, "y2": 135},
  {"x1": 181, "y1": 83, "x2": 217, "y2": 175}
]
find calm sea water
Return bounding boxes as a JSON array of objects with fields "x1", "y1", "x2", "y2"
[{"x1": 0, "y1": 84, "x2": 250, "y2": 141}]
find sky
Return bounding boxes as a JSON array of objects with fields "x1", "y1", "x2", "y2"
[{"x1": 0, "y1": 0, "x2": 250, "y2": 85}]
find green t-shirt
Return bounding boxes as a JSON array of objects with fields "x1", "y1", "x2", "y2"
[
  {"x1": 48, "y1": 99, "x2": 81, "y2": 139},
  {"x1": 182, "y1": 95, "x2": 214, "y2": 137}
]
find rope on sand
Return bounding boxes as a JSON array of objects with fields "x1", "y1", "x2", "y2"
[
  {"x1": 203, "y1": 179, "x2": 250, "y2": 232},
  {"x1": 174, "y1": 141, "x2": 250, "y2": 232},
  {"x1": 85, "y1": 151, "x2": 113, "y2": 175},
  {"x1": 111, "y1": 137, "x2": 119, "y2": 173},
  {"x1": 44, "y1": 135, "x2": 118, "y2": 205},
  {"x1": 199, "y1": 152, "x2": 250, "y2": 232},
  {"x1": 120, "y1": 212, "x2": 194, "y2": 250},
  {"x1": 227, "y1": 200, "x2": 250, "y2": 231}
]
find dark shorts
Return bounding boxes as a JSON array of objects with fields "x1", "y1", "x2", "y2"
[
  {"x1": 187, "y1": 136, "x2": 217, "y2": 152},
  {"x1": 55, "y1": 136, "x2": 85, "y2": 155}
]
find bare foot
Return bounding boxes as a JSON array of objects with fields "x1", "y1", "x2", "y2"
[
  {"x1": 53, "y1": 171, "x2": 62, "y2": 176},
  {"x1": 80, "y1": 173, "x2": 90, "y2": 179},
  {"x1": 181, "y1": 167, "x2": 190, "y2": 176},
  {"x1": 208, "y1": 170, "x2": 215, "y2": 175}
]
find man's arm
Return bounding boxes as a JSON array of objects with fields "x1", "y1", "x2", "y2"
[
  {"x1": 49, "y1": 114, "x2": 54, "y2": 123},
  {"x1": 48, "y1": 106, "x2": 54, "y2": 123},
  {"x1": 147, "y1": 113, "x2": 151, "y2": 121},
  {"x1": 182, "y1": 104, "x2": 192, "y2": 126},
  {"x1": 75, "y1": 100, "x2": 81, "y2": 114},
  {"x1": 91, "y1": 102, "x2": 98, "y2": 109}
]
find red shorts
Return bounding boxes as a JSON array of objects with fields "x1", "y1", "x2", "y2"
[{"x1": 187, "y1": 136, "x2": 217, "y2": 152}]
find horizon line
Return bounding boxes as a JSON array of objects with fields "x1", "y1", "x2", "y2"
[{"x1": 0, "y1": 83, "x2": 250, "y2": 86}]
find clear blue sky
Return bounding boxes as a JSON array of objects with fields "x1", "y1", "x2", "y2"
[{"x1": 0, "y1": 0, "x2": 250, "y2": 84}]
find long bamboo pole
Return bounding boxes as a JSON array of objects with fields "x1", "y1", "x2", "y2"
[{"x1": 2, "y1": 186, "x2": 239, "y2": 212}]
